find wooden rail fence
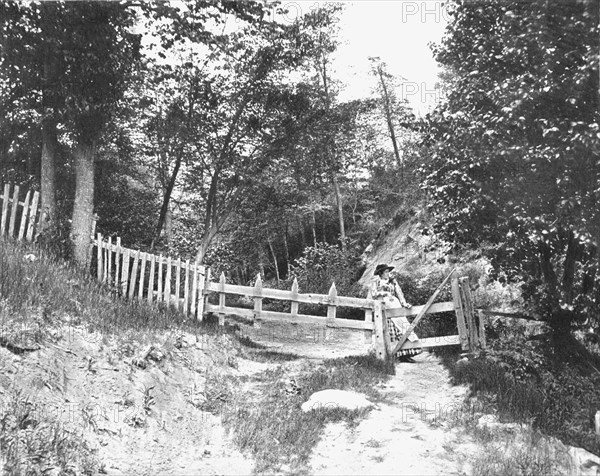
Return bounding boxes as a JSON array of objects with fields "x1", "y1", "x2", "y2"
[{"x1": 1, "y1": 182, "x2": 487, "y2": 361}]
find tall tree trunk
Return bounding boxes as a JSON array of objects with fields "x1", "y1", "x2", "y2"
[
  {"x1": 151, "y1": 154, "x2": 182, "y2": 250},
  {"x1": 332, "y1": 174, "x2": 346, "y2": 251},
  {"x1": 283, "y1": 222, "x2": 291, "y2": 277},
  {"x1": 377, "y1": 65, "x2": 402, "y2": 169},
  {"x1": 296, "y1": 215, "x2": 306, "y2": 249},
  {"x1": 40, "y1": 120, "x2": 58, "y2": 232},
  {"x1": 71, "y1": 141, "x2": 96, "y2": 270},
  {"x1": 310, "y1": 209, "x2": 317, "y2": 247},
  {"x1": 268, "y1": 237, "x2": 280, "y2": 282}
]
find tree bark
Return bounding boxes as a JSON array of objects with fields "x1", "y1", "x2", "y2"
[
  {"x1": 267, "y1": 237, "x2": 280, "y2": 282},
  {"x1": 283, "y1": 222, "x2": 291, "y2": 277},
  {"x1": 377, "y1": 64, "x2": 402, "y2": 168},
  {"x1": 332, "y1": 174, "x2": 346, "y2": 251},
  {"x1": 71, "y1": 141, "x2": 96, "y2": 270},
  {"x1": 310, "y1": 209, "x2": 317, "y2": 247},
  {"x1": 40, "y1": 120, "x2": 58, "y2": 232},
  {"x1": 150, "y1": 154, "x2": 182, "y2": 250}
]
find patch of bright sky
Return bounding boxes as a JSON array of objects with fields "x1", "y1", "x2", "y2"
[{"x1": 316, "y1": 1, "x2": 449, "y2": 116}]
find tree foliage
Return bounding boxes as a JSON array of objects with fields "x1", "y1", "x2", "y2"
[{"x1": 423, "y1": 0, "x2": 600, "y2": 334}]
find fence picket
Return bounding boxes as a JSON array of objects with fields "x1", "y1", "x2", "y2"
[
  {"x1": 190, "y1": 262, "x2": 198, "y2": 317},
  {"x1": 164, "y1": 256, "x2": 172, "y2": 306},
  {"x1": 115, "y1": 237, "x2": 121, "y2": 289},
  {"x1": 103, "y1": 241, "x2": 109, "y2": 283},
  {"x1": 175, "y1": 258, "x2": 181, "y2": 310},
  {"x1": 26, "y1": 191, "x2": 39, "y2": 242},
  {"x1": 196, "y1": 265, "x2": 205, "y2": 321},
  {"x1": 148, "y1": 254, "x2": 155, "y2": 304},
  {"x1": 183, "y1": 259, "x2": 190, "y2": 315},
  {"x1": 129, "y1": 251, "x2": 140, "y2": 299},
  {"x1": 8, "y1": 185, "x2": 20, "y2": 238},
  {"x1": 1, "y1": 184, "x2": 10, "y2": 236},
  {"x1": 218, "y1": 272, "x2": 226, "y2": 325},
  {"x1": 121, "y1": 248, "x2": 130, "y2": 296},
  {"x1": 157, "y1": 255, "x2": 163, "y2": 303},
  {"x1": 18, "y1": 191, "x2": 30, "y2": 240},
  {"x1": 107, "y1": 237, "x2": 113, "y2": 284},
  {"x1": 138, "y1": 252, "x2": 147, "y2": 302},
  {"x1": 96, "y1": 233, "x2": 103, "y2": 281}
]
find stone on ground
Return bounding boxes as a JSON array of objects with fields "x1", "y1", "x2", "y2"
[{"x1": 301, "y1": 389, "x2": 373, "y2": 413}]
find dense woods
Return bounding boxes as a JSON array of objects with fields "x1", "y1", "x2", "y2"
[{"x1": 1, "y1": 0, "x2": 598, "y2": 339}]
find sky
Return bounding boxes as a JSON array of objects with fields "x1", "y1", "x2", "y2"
[{"x1": 286, "y1": 1, "x2": 450, "y2": 116}]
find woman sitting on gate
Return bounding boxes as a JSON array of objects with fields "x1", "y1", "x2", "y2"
[{"x1": 371, "y1": 264, "x2": 422, "y2": 362}]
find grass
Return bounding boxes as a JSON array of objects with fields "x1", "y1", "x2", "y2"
[
  {"x1": 434, "y1": 322, "x2": 600, "y2": 465},
  {"x1": 207, "y1": 353, "x2": 393, "y2": 474},
  {"x1": 0, "y1": 239, "x2": 225, "y2": 350},
  {"x1": 0, "y1": 389, "x2": 100, "y2": 475}
]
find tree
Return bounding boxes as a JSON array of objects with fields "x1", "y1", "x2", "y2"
[{"x1": 423, "y1": 0, "x2": 600, "y2": 342}]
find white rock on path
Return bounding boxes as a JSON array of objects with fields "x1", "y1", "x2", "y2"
[{"x1": 301, "y1": 389, "x2": 373, "y2": 413}]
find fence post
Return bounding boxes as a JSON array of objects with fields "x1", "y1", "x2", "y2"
[
  {"x1": 364, "y1": 289, "x2": 374, "y2": 344},
  {"x1": 327, "y1": 283, "x2": 337, "y2": 323},
  {"x1": 26, "y1": 191, "x2": 39, "y2": 242},
  {"x1": 107, "y1": 237, "x2": 113, "y2": 285},
  {"x1": 1, "y1": 184, "x2": 10, "y2": 236},
  {"x1": 17, "y1": 191, "x2": 30, "y2": 241},
  {"x1": 218, "y1": 272, "x2": 226, "y2": 326},
  {"x1": 478, "y1": 309, "x2": 487, "y2": 350},
  {"x1": 190, "y1": 261, "x2": 198, "y2": 317},
  {"x1": 459, "y1": 276, "x2": 478, "y2": 351},
  {"x1": 373, "y1": 301, "x2": 391, "y2": 362},
  {"x1": 8, "y1": 184, "x2": 20, "y2": 238},
  {"x1": 290, "y1": 278, "x2": 299, "y2": 316},
  {"x1": 196, "y1": 265, "x2": 206, "y2": 321},
  {"x1": 452, "y1": 276, "x2": 469, "y2": 351},
  {"x1": 253, "y1": 274, "x2": 263, "y2": 325}
]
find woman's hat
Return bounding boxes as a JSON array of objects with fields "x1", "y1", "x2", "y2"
[{"x1": 374, "y1": 264, "x2": 394, "y2": 276}]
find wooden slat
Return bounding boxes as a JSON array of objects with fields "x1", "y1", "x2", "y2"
[
  {"x1": 478, "y1": 310, "x2": 487, "y2": 349},
  {"x1": 183, "y1": 259, "x2": 190, "y2": 315},
  {"x1": 107, "y1": 237, "x2": 113, "y2": 285},
  {"x1": 26, "y1": 191, "x2": 39, "y2": 242},
  {"x1": 103, "y1": 241, "x2": 108, "y2": 283},
  {"x1": 461, "y1": 277, "x2": 478, "y2": 350},
  {"x1": 164, "y1": 256, "x2": 172, "y2": 306},
  {"x1": 115, "y1": 237, "x2": 121, "y2": 290},
  {"x1": 175, "y1": 258, "x2": 181, "y2": 311},
  {"x1": 17, "y1": 191, "x2": 30, "y2": 241},
  {"x1": 196, "y1": 265, "x2": 205, "y2": 321},
  {"x1": 204, "y1": 303, "x2": 374, "y2": 330},
  {"x1": 391, "y1": 268, "x2": 456, "y2": 355},
  {"x1": 96, "y1": 233, "x2": 103, "y2": 281},
  {"x1": 8, "y1": 185, "x2": 20, "y2": 238},
  {"x1": 129, "y1": 251, "x2": 140, "y2": 300},
  {"x1": 148, "y1": 254, "x2": 156, "y2": 304},
  {"x1": 1, "y1": 184, "x2": 10, "y2": 236},
  {"x1": 157, "y1": 255, "x2": 163, "y2": 303},
  {"x1": 205, "y1": 281, "x2": 375, "y2": 309},
  {"x1": 121, "y1": 248, "x2": 130, "y2": 296},
  {"x1": 218, "y1": 272, "x2": 226, "y2": 325},
  {"x1": 138, "y1": 252, "x2": 147, "y2": 302},
  {"x1": 384, "y1": 301, "x2": 455, "y2": 318}
]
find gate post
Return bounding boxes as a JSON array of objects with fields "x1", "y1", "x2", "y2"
[
  {"x1": 452, "y1": 277, "x2": 469, "y2": 351},
  {"x1": 373, "y1": 301, "x2": 392, "y2": 362}
]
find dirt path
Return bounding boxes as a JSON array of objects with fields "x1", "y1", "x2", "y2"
[{"x1": 235, "y1": 319, "x2": 479, "y2": 475}]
